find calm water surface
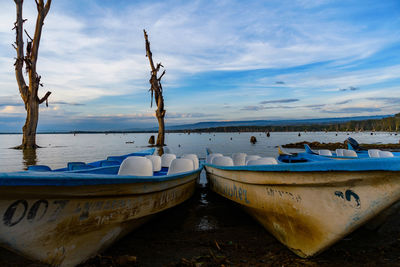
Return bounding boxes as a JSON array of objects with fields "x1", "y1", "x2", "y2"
[{"x1": 0, "y1": 131, "x2": 399, "y2": 172}]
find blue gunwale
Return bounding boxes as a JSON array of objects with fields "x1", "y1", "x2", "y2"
[
  {"x1": 0, "y1": 166, "x2": 203, "y2": 187},
  {"x1": 205, "y1": 157, "x2": 400, "y2": 172}
]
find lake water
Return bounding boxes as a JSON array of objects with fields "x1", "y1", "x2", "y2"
[{"x1": 1, "y1": 131, "x2": 399, "y2": 172}]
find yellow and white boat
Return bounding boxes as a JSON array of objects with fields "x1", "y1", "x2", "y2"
[{"x1": 205, "y1": 152, "x2": 400, "y2": 258}]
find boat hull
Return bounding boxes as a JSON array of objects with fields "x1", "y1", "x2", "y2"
[
  {"x1": 205, "y1": 165, "x2": 400, "y2": 258},
  {"x1": 0, "y1": 171, "x2": 200, "y2": 266}
]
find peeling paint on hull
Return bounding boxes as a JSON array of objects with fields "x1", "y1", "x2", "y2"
[
  {"x1": 0, "y1": 171, "x2": 200, "y2": 266},
  {"x1": 205, "y1": 165, "x2": 400, "y2": 258}
]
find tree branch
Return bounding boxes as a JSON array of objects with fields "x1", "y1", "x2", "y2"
[
  {"x1": 38, "y1": 91, "x2": 51, "y2": 105},
  {"x1": 144, "y1": 29, "x2": 156, "y2": 72},
  {"x1": 44, "y1": 0, "x2": 52, "y2": 17},
  {"x1": 30, "y1": 0, "x2": 51, "y2": 88},
  {"x1": 158, "y1": 70, "x2": 166, "y2": 81},
  {"x1": 14, "y1": 0, "x2": 28, "y2": 102},
  {"x1": 24, "y1": 29, "x2": 33, "y2": 41}
]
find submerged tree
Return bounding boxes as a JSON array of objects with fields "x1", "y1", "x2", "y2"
[
  {"x1": 13, "y1": 0, "x2": 52, "y2": 149},
  {"x1": 144, "y1": 30, "x2": 166, "y2": 147}
]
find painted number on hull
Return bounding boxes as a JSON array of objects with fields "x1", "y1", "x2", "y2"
[
  {"x1": 3, "y1": 199, "x2": 68, "y2": 227},
  {"x1": 334, "y1": 190, "x2": 361, "y2": 208}
]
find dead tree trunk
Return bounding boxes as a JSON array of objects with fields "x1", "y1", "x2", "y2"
[
  {"x1": 13, "y1": 0, "x2": 52, "y2": 149},
  {"x1": 144, "y1": 30, "x2": 166, "y2": 147}
]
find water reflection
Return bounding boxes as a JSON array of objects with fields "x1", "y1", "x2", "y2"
[
  {"x1": 197, "y1": 216, "x2": 217, "y2": 231},
  {"x1": 22, "y1": 148, "x2": 37, "y2": 170}
]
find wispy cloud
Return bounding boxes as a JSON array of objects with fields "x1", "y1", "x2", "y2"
[
  {"x1": 325, "y1": 107, "x2": 382, "y2": 113},
  {"x1": 260, "y1": 98, "x2": 299, "y2": 104},
  {"x1": 241, "y1": 105, "x2": 265, "y2": 111},
  {"x1": 366, "y1": 97, "x2": 400, "y2": 105},
  {"x1": 339, "y1": 86, "x2": 359, "y2": 92},
  {"x1": 52, "y1": 101, "x2": 85, "y2": 106},
  {"x1": 335, "y1": 100, "x2": 352, "y2": 105}
]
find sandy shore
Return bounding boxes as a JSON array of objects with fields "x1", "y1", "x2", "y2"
[{"x1": 1, "y1": 183, "x2": 400, "y2": 266}]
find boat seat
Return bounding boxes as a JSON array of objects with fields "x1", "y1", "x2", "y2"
[
  {"x1": 318, "y1": 150, "x2": 332, "y2": 156},
  {"x1": 232, "y1": 153, "x2": 247, "y2": 166},
  {"x1": 378, "y1": 151, "x2": 394, "y2": 158},
  {"x1": 368, "y1": 149, "x2": 381, "y2": 158},
  {"x1": 107, "y1": 156, "x2": 126, "y2": 163},
  {"x1": 71, "y1": 165, "x2": 96, "y2": 170},
  {"x1": 342, "y1": 150, "x2": 357, "y2": 157},
  {"x1": 182, "y1": 154, "x2": 199, "y2": 169},
  {"x1": 118, "y1": 156, "x2": 153, "y2": 176},
  {"x1": 206, "y1": 153, "x2": 223, "y2": 164},
  {"x1": 67, "y1": 162, "x2": 87, "y2": 171},
  {"x1": 245, "y1": 155, "x2": 261, "y2": 165},
  {"x1": 335, "y1": 149, "x2": 345, "y2": 157},
  {"x1": 211, "y1": 156, "x2": 234, "y2": 166},
  {"x1": 161, "y1": 153, "x2": 176, "y2": 168},
  {"x1": 28, "y1": 165, "x2": 52, "y2": 172},
  {"x1": 100, "y1": 160, "x2": 120, "y2": 167},
  {"x1": 167, "y1": 158, "x2": 194, "y2": 175},
  {"x1": 145, "y1": 155, "x2": 162, "y2": 171},
  {"x1": 247, "y1": 157, "x2": 278, "y2": 165}
]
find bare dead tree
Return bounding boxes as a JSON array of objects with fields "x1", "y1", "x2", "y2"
[
  {"x1": 144, "y1": 30, "x2": 166, "y2": 147},
  {"x1": 13, "y1": 0, "x2": 52, "y2": 149}
]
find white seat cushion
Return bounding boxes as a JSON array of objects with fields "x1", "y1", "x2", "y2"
[
  {"x1": 335, "y1": 149, "x2": 344, "y2": 157},
  {"x1": 343, "y1": 150, "x2": 357, "y2": 157},
  {"x1": 211, "y1": 156, "x2": 234, "y2": 166},
  {"x1": 161, "y1": 153, "x2": 176, "y2": 168},
  {"x1": 247, "y1": 157, "x2": 278, "y2": 165},
  {"x1": 145, "y1": 155, "x2": 162, "y2": 171},
  {"x1": 206, "y1": 153, "x2": 223, "y2": 164},
  {"x1": 232, "y1": 153, "x2": 247, "y2": 166},
  {"x1": 378, "y1": 151, "x2": 394, "y2": 158},
  {"x1": 118, "y1": 156, "x2": 153, "y2": 176},
  {"x1": 245, "y1": 155, "x2": 261, "y2": 165},
  {"x1": 318, "y1": 150, "x2": 332, "y2": 156},
  {"x1": 182, "y1": 154, "x2": 199, "y2": 169},
  {"x1": 167, "y1": 158, "x2": 194, "y2": 175},
  {"x1": 368, "y1": 149, "x2": 381, "y2": 158}
]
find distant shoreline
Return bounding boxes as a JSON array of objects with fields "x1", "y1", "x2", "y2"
[
  {"x1": 1, "y1": 129, "x2": 400, "y2": 135},
  {"x1": 1, "y1": 113, "x2": 399, "y2": 134}
]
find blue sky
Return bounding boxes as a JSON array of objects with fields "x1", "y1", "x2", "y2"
[{"x1": 0, "y1": 0, "x2": 400, "y2": 132}]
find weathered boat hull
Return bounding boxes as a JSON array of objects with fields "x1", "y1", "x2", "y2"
[
  {"x1": 0, "y1": 170, "x2": 200, "y2": 266},
  {"x1": 205, "y1": 160, "x2": 400, "y2": 258}
]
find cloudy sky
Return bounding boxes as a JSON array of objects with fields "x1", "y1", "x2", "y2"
[{"x1": 0, "y1": 0, "x2": 399, "y2": 132}]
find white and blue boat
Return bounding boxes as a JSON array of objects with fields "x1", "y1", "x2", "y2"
[
  {"x1": 204, "y1": 151, "x2": 400, "y2": 258},
  {"x1": 0, "y1": 148, "x2": 202, "y2": 266}
]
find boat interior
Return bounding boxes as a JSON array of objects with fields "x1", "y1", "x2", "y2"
[{"x1": 27, "y1": 150, "x2": 200, "y2": 177}]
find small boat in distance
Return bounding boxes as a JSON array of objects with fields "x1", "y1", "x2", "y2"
[
  {"x1": 0, "y1": 148, "x2": 202, "y2": 266},
  {"x1": 205, "y1": 150, "x2": 400, "y2": 258}
]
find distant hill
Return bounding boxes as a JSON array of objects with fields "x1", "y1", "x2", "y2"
[
  {"x1": 160, "y1": 115, "x2": 391, "y2": 131},
  {"x1": 2, "y1": 114, "x2": 392, "y2": 134}
]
